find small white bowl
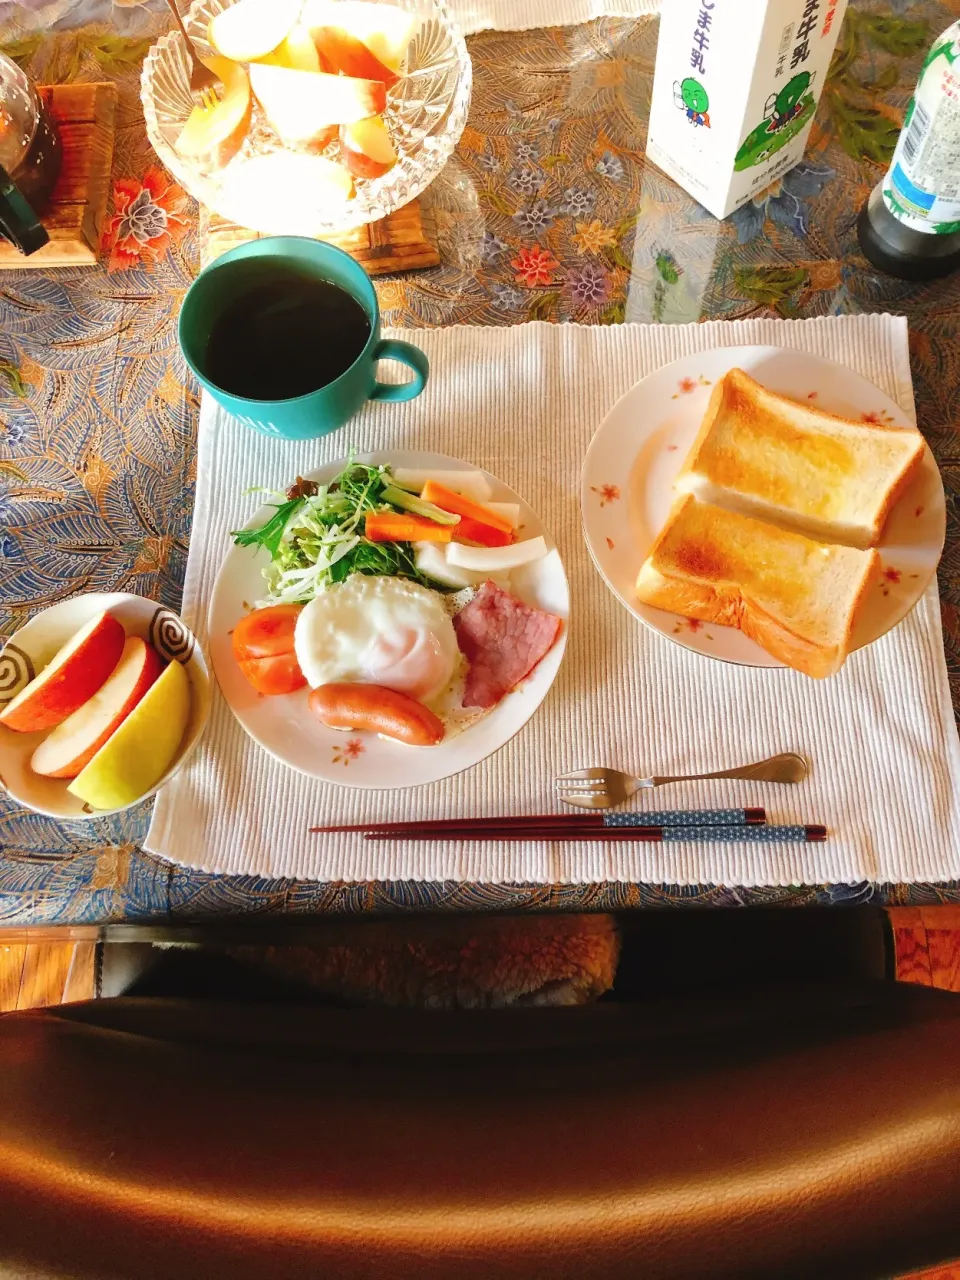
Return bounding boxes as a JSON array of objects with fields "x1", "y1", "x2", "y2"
[{"x1": 0, "y1": 593, "x2": 211, "y2": 821}]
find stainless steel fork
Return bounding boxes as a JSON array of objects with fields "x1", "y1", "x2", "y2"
[
  {"x1": 555, "y1": 752, "x2": 809, "y2": 810},
  {"x1": 164, "y1": 0, "x2": 223, "y2": 112}
]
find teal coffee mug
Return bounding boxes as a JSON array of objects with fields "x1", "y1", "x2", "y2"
[{"x1": 178, "y1": 236, "x2": 428, "y2": 441}]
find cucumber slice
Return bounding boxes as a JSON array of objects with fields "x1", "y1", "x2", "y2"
[{"x1": 382, "y1": 485, "x2": 461, "y2": 526}]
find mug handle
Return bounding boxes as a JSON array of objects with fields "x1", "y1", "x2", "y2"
[
  {"x1": 0, "y1": 163, "x2": 48, "y2": 256},
  {"x1": 369, "y1": 339, "x2": 429, "y2": 403}
]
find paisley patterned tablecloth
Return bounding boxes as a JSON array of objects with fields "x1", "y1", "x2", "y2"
[{"x1": 2, "y1": 0, "x2": 960, "y2": 923}]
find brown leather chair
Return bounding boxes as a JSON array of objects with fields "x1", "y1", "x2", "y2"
[{"x1": 1, "y1": 976, "x2": 959, "y2": 1279}]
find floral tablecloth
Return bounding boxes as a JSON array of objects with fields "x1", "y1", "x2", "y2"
[{"x1": 2, "y1": 0, "x2": 960, "y2": 923}]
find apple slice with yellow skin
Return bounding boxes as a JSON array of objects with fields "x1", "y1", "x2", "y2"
[
  {"x1": 175, "y1": 57, "x2": 252, "y2": 170},
  {"x1": 250, "y1": 62, "x2": 386, "y2": 146},
  {"x1": 220, "y1": 152, "x2": 354, "y2": 228},
  {"x1": 68, "y1": 659, "x2": 191, "y2": 811},
  {"x1": 340, "y1": 115, "x2": 397, "y2": 178},
  {"x1": 302, "y1": 0, "x2": 417, "y2": 74},
  {"x1": 256, "y1": 23, "x2": 323, "y2": 72},
  {"x1": 31, "y1": 637, "x2": 163, "y2": 779},
  {"x1": 208, "y1": 0, "x2": 302, "y2": 63},
  {"x1": 0, "y1": 612, "x2": 125, "y2": 734}
]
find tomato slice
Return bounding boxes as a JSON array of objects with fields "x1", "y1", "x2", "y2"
[
  {"x1": 237, "y1": 652, "x2": 305, "y2": 696},
  {"x1": 232, "y1": 605, "x2": 306, "y2": 695}
]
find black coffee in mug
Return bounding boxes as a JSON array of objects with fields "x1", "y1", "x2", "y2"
[
  {"x1": 179, "y1": 237, "x2": 428, "y2": 442},
  {"x1": 203, "y1": 261, "x2": 372, "y2": 402}
]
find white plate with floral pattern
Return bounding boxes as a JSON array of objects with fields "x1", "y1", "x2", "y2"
[
  {"x1": 209, "y1": 451, "x2": 568, "y2": 788},
  {"x1": 580, "y1": 346, "x2": 945, "y2": 669}
]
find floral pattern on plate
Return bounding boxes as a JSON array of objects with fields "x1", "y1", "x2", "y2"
[{"x1": 332, "y1": 740, "x2": 366, "y2": 767}]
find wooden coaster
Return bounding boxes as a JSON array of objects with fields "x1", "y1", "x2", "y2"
[
  {"x1": 0, "y1": 83, "x2": 117, "y2": 270},
  {"x1": 203, "y1": 198, "x2": 440, "y2": 274}
]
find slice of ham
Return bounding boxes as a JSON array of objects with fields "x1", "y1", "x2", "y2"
[{"x1": 454, "y1": 580, "x2": 562, "y2": 710}]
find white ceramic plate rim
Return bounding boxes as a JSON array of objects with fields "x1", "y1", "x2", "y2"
[{"x1": 208, "y1": 451, "x2": 569, "y2": 789}]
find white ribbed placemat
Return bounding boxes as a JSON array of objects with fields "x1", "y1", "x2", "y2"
[
  {"x1": 145, "y1": 315, "x2": 960, "y2": 886},
  {"x1": 453, "y1": 0, "x2": 659, "y2": 35}
]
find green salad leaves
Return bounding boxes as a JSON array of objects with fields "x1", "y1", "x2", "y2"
[{"x1": 230, "y1": 460, "x2": 449, "y2": 604}]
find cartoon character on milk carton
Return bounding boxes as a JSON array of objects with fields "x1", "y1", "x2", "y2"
[
  {"x1": 735, "y1": 70, "x2": 817, "y2": 169},
  {"x1": 672, "y1": 1, "x2": 714, "y2": 127},
  {"x1": 734, "y1": 0, "x2": 823, "y2": 171},
  {"x1": 673, "y1": 77, "x2": 711, "y2": 127}
]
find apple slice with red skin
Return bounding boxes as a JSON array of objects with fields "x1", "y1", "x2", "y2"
[
  {"x1": 0, "y1": 611, "x2": 125, "y2": 734},
  {"x1": 249, "y1": 63, "x2": 387, "y2": 147},
  {"x1": 30, "y1": 637, "x2": 164, "y2": 779},
  {"x1": 309, "y1": 27, "x2": 399, "y2": 86},
  {"x1": 340, "y1": 115, "x2": 398, "y2": 178},
  {"x1": 302, "y1": 0, "x2": 418, "y2": 74},
  {"x1": 175, "y1": 56, "x2": 252, "y2": 170}
]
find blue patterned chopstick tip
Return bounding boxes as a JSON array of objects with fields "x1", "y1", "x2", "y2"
[
  {"x1": 661, "y1": 825, "x2": 826, "y2": 844},
  {"x1": 604, "y1": 808, "x2": 763, "y2": 828}
]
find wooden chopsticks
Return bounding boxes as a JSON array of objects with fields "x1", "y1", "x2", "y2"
[
  {"x1": 310, "y1": 808, "x2": 828, "y2": 844},
  {"x1": 311, "y1": 807, "x2": 765, "y2": 834}
]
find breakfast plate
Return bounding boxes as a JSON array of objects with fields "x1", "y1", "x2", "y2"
[
  {"x1": 581, "y1": 345, "x2": 946, "y2": 669},
  {"x1": 209, "y1": 450, "x2": 568, "y2": 788}
]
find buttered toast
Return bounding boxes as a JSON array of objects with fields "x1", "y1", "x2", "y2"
[
  {"x1": 675, "y1": 368, "x2": 925, "y2": 549},
  {"x1": 636, "y1": 495, "x2": 879, "y2": 679}
]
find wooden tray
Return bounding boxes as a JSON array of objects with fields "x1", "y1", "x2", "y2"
[
  {"x1": 203, "y1": 198, "x2": 440, "y2": 274},
  {"x1": 0, "y1": 83, "x2": 117, "y2": 270}
]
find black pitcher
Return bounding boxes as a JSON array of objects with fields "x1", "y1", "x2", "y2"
[{"x1": 0, "y1": 52, "x2": 62, "y2": 256}]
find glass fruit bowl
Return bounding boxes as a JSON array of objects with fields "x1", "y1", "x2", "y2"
[{"x1": 141, "y1": 0, "x2": 471, "y2": 236}]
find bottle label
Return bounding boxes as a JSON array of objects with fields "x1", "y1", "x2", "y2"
[{"x1": 882, "y1": 24, "x2": 960, "y2": 235}]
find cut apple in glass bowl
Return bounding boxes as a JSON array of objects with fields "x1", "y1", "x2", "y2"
[
  {"x1": 141, "y1": 0, "x2": 471, "y2": 236},
  {"x1": 0, "y1": 593, "x2": 211, "y2": 821}
]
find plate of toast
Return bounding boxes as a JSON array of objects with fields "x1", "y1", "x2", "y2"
[{"x1": 580, "y1": 346, "x2": 945, "y2": 678}]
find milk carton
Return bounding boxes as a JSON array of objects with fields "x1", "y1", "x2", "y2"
[{"x1": 646, "y1": 0, "x2": 849, "y2": 220}]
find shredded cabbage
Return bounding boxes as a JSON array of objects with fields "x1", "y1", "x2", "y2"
[{"x1": 230, "y1": 460, "x2": 451, "y2": 605}]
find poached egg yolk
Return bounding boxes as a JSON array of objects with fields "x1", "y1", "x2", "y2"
[{"x1": 294, "y1": 575, "x2": 458, "y2": 704}]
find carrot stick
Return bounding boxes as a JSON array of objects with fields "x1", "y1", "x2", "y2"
[
  {"x1": 420, "y1": 481, "x2": 514, "y2": 534},
  {"x1": 365, "y1": 511, "x2": 453, "y2": 543},
  {"x1": 454, "y1": 515, "x2": 513, "y2": 547}
]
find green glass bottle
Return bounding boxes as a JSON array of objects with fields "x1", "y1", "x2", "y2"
[{"x1": 858, "y1": 20, "x2": 960, "y2": 281}]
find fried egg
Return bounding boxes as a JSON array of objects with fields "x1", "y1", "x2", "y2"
[{"x1": 294, "y1": 575, "x2": 459, "y2": 704}]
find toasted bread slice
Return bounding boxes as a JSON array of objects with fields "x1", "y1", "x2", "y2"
[
  {"x1": 675, "y1": 368, "x2": 925, "y2": 549},
  {"x1": 636, "y1": 495, "x2": 879, "y2": 678}
]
